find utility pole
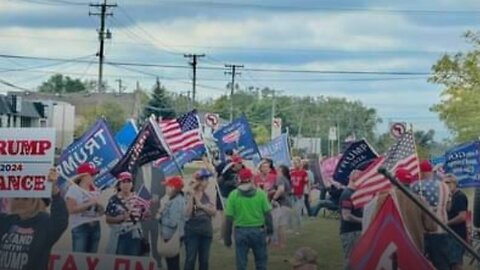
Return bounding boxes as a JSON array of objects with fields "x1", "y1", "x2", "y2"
[
  {"x1": 225, "y1": 64, "x2": 243, "y2": 121},
  {"x1": 115, "y1": 79, "x2": 124, "y2": 95},
  {"x1": 184, "y1": 54, "x2": 205, "y2": 104},
  {"x1": 90, "y1": 0, "x2": 116, "y2": 93}
]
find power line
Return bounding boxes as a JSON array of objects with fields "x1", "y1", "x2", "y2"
[
  {"x1": 0, "y1": 53, "x2": 431, "y2": 75},
  {"x1": 156, "y1": 0, "x2": 480, "y2": 14}
]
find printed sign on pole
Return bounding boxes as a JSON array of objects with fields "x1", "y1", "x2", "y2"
[
  {"x1": 204, "y1": 113, "x2": 220, "y2": 129},
  {"x1": 0, "y1": 128, "x2": 56, "y2": 198},
  {"x1": 390, "y1": 122, "x2": 407, "y2": 139},
  {"x1": 328, "y1": 127, "x2": 337, "y2": 141},
  {"x1": 271, "y1": 117, "x2": 282, "y2": 140}
]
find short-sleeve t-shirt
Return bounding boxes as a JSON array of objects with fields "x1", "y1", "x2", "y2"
[
  {"x1": 448, "y1": 190, "x2": 468, "y2": 240},
  {"x1": 339, "y1": 188, "x2": 363, "y2": 234},
  {"x1": 254, "y1": 172, "x2": 277, "y2": 191},
  {"x1": 290, "y1": 169, "x2": 308, "y2": 197},
  {"x1": 225, "y1": 189, "x2": 272, "y2": 227},
  {"x1": 273, "y1": 176, "x2": 292, "y2": 207},
  {"x1": 65, "y1": 185, "x2": 101, "y2": 229}
]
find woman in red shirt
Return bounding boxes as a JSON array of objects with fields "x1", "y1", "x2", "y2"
[{"x1": 254, "y1": 159, "x2": 277, "y2": 198}]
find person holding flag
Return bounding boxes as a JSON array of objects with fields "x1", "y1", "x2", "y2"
[
  {"x1": 65, "y1": 163, "x2": 104, "y2": 253},
  {"x1": 105, "y1": 172, "x2": 146, "y2": 256},
  {"x1": 410, "y1": 160, "x2": 451, "y2": 270}
]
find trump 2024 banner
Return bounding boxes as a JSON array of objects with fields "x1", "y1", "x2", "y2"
[
  {"x1": 0, "y1": 128, "x2": 55, "y2": 198},
  {"x1": 57, "y1": 119, "x2": 122, "y2": 190},
  {"x1": 333, "y1": 139, "x2": 378, "y2": 185},
  {"x1": 256, "y1": 134, "x2": 292, "y2": 168},
  {"x1": 444, "y1": 141, "x2": 480, "y2": 188},
  {"x1": 213, "y1": 114, "x2": 260, "y2": 160}
]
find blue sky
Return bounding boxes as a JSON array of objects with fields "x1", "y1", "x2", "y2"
[{"x1": 1, "y1": 0, "x2": 479, "y2": 140}]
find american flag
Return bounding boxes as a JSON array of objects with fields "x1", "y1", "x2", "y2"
[
  {"x1": 154, "y1": 110, "x2": 205, "y2": 165},
  {"x1": 132, "y1": 184, "x2": 152, "y2": 210},
  {"x1": 352, "y1": 131, "x2": 419, "y2": 208}
]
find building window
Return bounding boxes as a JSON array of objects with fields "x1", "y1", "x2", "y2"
[{"x1": 21, "y1": 117, "x2": 32, "y2": 127}]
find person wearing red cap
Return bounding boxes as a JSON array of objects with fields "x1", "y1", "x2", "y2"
[
  {"x1": 362, "y1": 167, "x2": 435, "y2": 253},
  {"x1": 105, "y1": 172, "x2": 145, "y2": 256},
  {"x1": 224, "y1": 168, "x2": 273, "y2": 270},
  {"x1": 410, "y1": 160, "x2": 451, "y2": 270},
  {"x1": 65, "y1": 163, "x2": 104, "y2": 253},
  {"x1": 157, "y1": 176, "x2": 186, "y2": 270}
]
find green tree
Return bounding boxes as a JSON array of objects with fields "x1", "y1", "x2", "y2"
[
  {"x1": 38, "y1": 74, "x2": 88, "y2": 93},
  {"x1": 76, "y1": 102, "x2": 127, "y2": 137},
  {"x1": 142, "y1": 80, "x2": 176, "y2": 120},
  {"x1": 430, "y1": 31, "x2": 480, "y2": 142},
  {"x1": 252, "y1": 124, "x2": 270, "y2": 145}
]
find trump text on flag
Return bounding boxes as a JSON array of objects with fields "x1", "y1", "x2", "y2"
[{"x1": 0, "y1": 128, "x2": 55, "y2": 198}]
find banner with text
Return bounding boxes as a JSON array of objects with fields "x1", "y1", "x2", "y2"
[
  {"x1": 49, "y1": 252, "x2": 157, "y2": 270},
  {"x1": 444, "y1": 141, "x2": 480, "y2": 188},
  {"x1": 333, "y1": 139, "x2": 378, "y2": 185},
  {"x1": 155, "y1": 145, "x2": 206, "y2": 176},
  {"x1": 0, "y1": 128, "x2": 55, "y2": 198},
  {"x1": 255, "y1": 133, "x2": 292, "y2": 168},
  {"x1": 57, "y1": 120, "x2": 122, "y2": 190},
  {"x1": 213, "y1": 114, "x2": 260, "y2": 161}
]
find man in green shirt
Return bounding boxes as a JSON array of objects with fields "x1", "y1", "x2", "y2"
[{"x1": 224, "y1": 168, "x2": 273, "y2": 270}]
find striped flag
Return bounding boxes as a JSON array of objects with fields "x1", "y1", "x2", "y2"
[
  {"x1": 352, "y1": 131, "x2": 419, "y2": 208},
  {"x1": 154, "y1": 110, "x2": 205, "y2": 165},
  {"x1": 132, "y1": 184, "x2": 152, "y2": 210}
]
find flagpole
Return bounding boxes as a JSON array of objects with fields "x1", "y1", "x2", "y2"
[
  {"x1": 378, "y1": 168, "x2": 480, "y2": 263},
  {"x1": 197, "y1": 114, "x2": 226, "y2": 211}
]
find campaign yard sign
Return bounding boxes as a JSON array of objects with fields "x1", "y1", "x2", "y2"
[
  {"x1": 444, "y1": 141, "x2": 480, "y2": 188},
  {"x1": 49, "y1": 252, "x2": 157, "y2": 270},
  {"x1": 0, "y1": 128, "x2": 55, "y2": 198},
  {"x1": 57, "y1": 120, "x2": 122, "y2": 190}
]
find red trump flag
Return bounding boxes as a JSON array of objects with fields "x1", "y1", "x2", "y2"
[{"x1": 349, "y1": 194, "x2": 434, "y2": 270}]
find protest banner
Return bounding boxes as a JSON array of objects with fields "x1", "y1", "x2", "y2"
[
  {"x1": 444, "y1": 141, "x2": 480, "y2": 188},
  {"x1": 57, "y1": 120, "x2": 122, "y2": 190},
  {"x1": 114, "y1": 119, "x2": 138, "y2": 154},
  {"x1": 319, "y1": 155, "x2": 341, "y2": 185},
  {"x1": 213, "y1": 114, "x2": 260, "y2": 161},
  {"x1": 48, "y1": 252, "x2": 157, "y2": 270},
  {"x1": 255, "y1": 133, "x2": 291, "y2": 168},
  {"x1": 350, "y1": 195, "x2": 434, "y2": 270},
  {"x1": 0, "y1": 128, "x2": 55, "y2": 198},
  {"x1": 333, "y1": 139, "x2": 378, "y2": 185},
  {"x1": 155, "y1": 145, "x2": 205, "y2": 175}
]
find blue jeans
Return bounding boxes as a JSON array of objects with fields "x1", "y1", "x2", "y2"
[
  {"x1": 184, "y1": 232, "x2": 212, "y2": 270},
  {"x1": 116, "y1": 231, "x2": 142, "y2": 256},
  {"x1": 234, "y1": 227, "x2": 268, "y2": 270},
  {"x1": 312, "y1": 200, "x2": 339, "y2": 217},
  {"x1": 71, "y1": 222, "x2": 101, "y2": 253}
]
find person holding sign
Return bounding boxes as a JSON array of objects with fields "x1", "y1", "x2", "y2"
[
  {"x1": 65, "y1": 163, "x2": 104, "y2": 253},
  {"x1": 0, "y1": 168, "x2": 68, "y2": 270},
  {"x1": 105, "y1": 172, "x2": 145, "y2": 256}
]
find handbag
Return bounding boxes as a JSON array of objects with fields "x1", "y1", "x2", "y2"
[
  {"x1": 140, "y1": 236, "x2": 151, "y2": 256},
  {"x1": 157, "y1": 228, "x2": 181, "y2": 258}
]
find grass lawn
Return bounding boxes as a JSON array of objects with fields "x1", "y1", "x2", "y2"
[{"x1": 208, "y1": 217, "x2": 343, "y2": 270}]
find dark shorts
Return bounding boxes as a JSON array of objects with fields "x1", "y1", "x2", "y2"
[
  {"x1": 425, "y1": 234, "x2": 450, "y2": 270},
  {"x1": 448, "y1": 236, "x2": 465, "y2": 265}
]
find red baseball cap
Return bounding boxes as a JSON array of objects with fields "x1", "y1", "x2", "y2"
[
  {"x1": 395, "y1": 167, "x2": 414, "y2": 185},
  {"x1": 231, "y1": 154, "x2": 243, "y2": 165},
  {"x1": 117, "y1": 172, "x2": 133, "y2": 182},
  {"x1": 76, "y1": 163, "x2": 99, "y2": 176},
  {"x1": 163, "y1": 176, "x2": 184, "y2": 190},
  {"x1": 238, "y1": 168, "x2": 253, "y2": 183},
  {"x1": 419, "y1": 160, "x2": 433, "y2": 173}
]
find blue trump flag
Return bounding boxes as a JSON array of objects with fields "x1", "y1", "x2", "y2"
[
  {"x1": 115, "y1": 119, "x2": 138, "y2": 153},
  {"x1": 333, "y1": 139, "x2": 378, "y2": 184},
  {"x1": 155, "y1": 145, "x2": 206, "y2": 176},
  {"x1": 213, "y1": 114, "x2": 260, "y2": 160},
  {"x1": 57, "y1": 119, "x2": 123, "y2": 190},
  {"x1": 255, "y1": 134, "x2": 292, "y2": 168},
  {"x1": 444, "y1": 141, "x2": 480, "y2": 188}
]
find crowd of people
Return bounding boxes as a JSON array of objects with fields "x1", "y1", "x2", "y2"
[{"x1": 0, "y1": 152, "x2": 471, "y2": 270}]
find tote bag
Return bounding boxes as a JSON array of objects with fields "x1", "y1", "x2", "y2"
[{"x1": 157, "y1": 228, "x2": 181, "y2": 258}]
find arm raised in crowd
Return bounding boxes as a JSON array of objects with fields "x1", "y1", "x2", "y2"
[{"x1": 46, "y1": 169, "x2": 69, "y2": 246}]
